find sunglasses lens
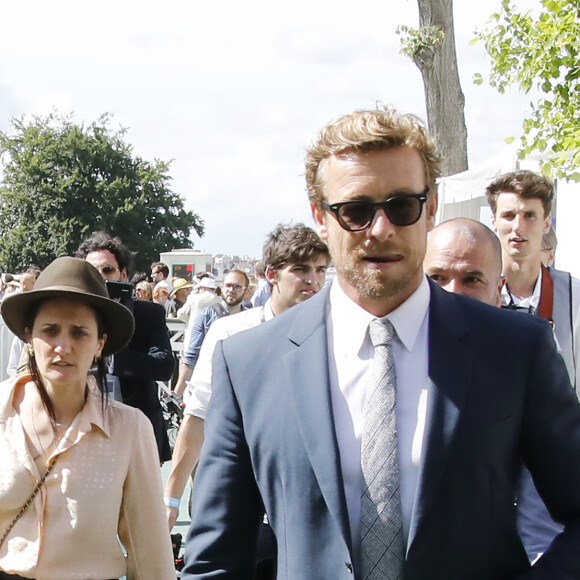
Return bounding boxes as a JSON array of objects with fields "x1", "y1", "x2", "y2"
[
  {"x1": 102, "y1": 266, "x2": 116, "y2": 274},
  {"x1": 338, "y1": 204, "x2": 375, "y2": 230},
  {"x1": 385, "y1": 196, "x2": 422, "y2": 226}
]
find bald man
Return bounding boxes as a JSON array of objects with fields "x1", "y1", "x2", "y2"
[
  {"x1": 424, "y1": 217, "x2": 568, "y2": 564},
  {"x1": 424, "y1": 217, "x2": 503, "y2": 307}
]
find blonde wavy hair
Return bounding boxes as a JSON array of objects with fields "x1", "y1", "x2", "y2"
[{"x1": 305, "y1": 105, "x2": 442, "y2": 208}]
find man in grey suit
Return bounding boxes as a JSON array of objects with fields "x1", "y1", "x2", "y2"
[{"x1": 182, "y1": 107, "x2": 580, "y2": 579}]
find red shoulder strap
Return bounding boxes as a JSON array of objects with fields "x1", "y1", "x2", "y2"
[{"x1": 538, "y1": 263, "x2": 554, "y2": 322}]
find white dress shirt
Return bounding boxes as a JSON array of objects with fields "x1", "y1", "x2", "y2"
[
  {"x1": 327, "y1": 276, "x2": 431, "y2": 551},
  {"x1": 501, "y1": 269, "x2": 542, "y2": 312},
  {"x1": 184, "y1": 300, "x2": 275, "y2": 419}
]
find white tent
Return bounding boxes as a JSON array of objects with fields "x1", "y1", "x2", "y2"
[{"x1": 437, "y1": 144, "x2": 580, "y2": 278}]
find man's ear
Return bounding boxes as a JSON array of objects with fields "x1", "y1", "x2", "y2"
[
  {"x1": 120, "y1": 269, "x2": 128, "y2": 282},
  {"x1": 265, "y1": 266, "x2": 277, "y2": 286},
  {"x1": 425, "y1": 189, "x2": 438, "y2": 232},
  {"x1": 96, "y1": 333, "x2": 107, "y2": 358},
  {"x1": 543, "y1": 215, "x2": 552, "y2": 235},
  {"x1": 495, "y1": 276, "x2": 505, "y2": 308},
  {"x1": 311, "y1": 203, "x2": 328, "y2": 241}
]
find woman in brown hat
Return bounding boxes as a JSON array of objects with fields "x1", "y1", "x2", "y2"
[{"x1": 0, "y1": 257, "x2": 175, "y2": 580}]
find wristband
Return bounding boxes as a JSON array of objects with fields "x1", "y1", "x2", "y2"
[{"x1": 164, "y1": 496, "x2": 180, "y2": 509}]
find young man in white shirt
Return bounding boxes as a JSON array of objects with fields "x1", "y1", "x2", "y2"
[
  {"x1": 165, "y1": 223, "x2": 330, "y2": 528},
  {"x1": 487, "y1": 170, "x2": 580, "y2": 393}
]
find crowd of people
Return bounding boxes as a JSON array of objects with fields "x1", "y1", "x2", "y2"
[{"x1": 1, "y1": 104, "x2": 580, "y2": 580}]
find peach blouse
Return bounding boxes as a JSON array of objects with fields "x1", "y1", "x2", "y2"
[{"x1": 0, "y1": 374, "x2": 175, "y2": 580}]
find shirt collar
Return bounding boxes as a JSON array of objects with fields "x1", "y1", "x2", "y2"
[
  {"x1": 74, "y1": 377, "x2": 112, "y2": 439},
  {"x1": 329, "y1": 275, "x2": 431, "y2": 353},
  {"x1": 385, "y1": 275, "x2": 431, "y2": 352},
  {"x1": 262, "y1": 298, "x2": 275, "y2": 322},
  {"x1": 0, "y1": 373, "x2": 112, "y2": 439},
  {"x1": 0, "y1": 372, "x2": 28, "y2": 422},
  {"x1": 501, "y1": 268, "x2": 542, "y2": 309}
]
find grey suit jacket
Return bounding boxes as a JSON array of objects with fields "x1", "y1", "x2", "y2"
[{"x1": 183, "y1": 281, "x2": 580, "y2": 580}]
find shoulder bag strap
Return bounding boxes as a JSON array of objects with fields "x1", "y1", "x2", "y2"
[
  {"x1": 0, "y1": 455, "x2": 58, "y2": 549},
  {"x1": 538, "y1": 263, "x2": 554, "y2": 323}
]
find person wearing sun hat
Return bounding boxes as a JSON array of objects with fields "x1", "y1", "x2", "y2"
[
  {"x1": 0, "y1": 257, "x2": 175, "y2": 580},
  {"x1": 168, "y1": 277, "x2": 194, "y2": 317}
]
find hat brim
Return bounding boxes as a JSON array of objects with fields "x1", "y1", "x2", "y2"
[
  {"x1": 1, "y1": 287, "x2": 135, "y2": 357},
  {"x1": 170, "y1": 284, "x2": 194, "y2": 297}
]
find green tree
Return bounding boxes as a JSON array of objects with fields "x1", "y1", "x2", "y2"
[
  {"x1": 474, "y1": 0, "x2": 580, "y2": 179},
  {"x1": 0, "y1": 112, "x2": 204, "y2": 273}
]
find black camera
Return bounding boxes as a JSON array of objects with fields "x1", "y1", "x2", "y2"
[{"x1": 105, "y1": 280, "x2": 134, "y2": 300}]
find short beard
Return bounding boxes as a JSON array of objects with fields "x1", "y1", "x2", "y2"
[
  {"x1": 335, "y1": 247, "x2": 414, "y2": 301},
  {"x1": 225, "y1": 296, "x2": 243, "y2": 308}
]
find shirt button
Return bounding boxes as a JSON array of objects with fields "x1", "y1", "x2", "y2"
[{"x1": 345, "y1": 561, "x2": 353, "y2": 573}]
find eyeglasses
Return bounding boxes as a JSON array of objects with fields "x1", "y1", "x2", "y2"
[
  {"x1": 322, "y1": 188, "x2": 430, "y2": 231},
  {"x1": 223, "y1": 283, "x2": 246, "y2": 292}
]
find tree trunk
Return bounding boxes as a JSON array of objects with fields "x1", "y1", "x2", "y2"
[{"x1": 415, "y1": 0, "x2": 468, "y2": 176}]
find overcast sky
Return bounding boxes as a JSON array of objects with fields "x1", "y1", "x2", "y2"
[{"x1": 0, "y1": 0, "x2": 536, "y2": 258}]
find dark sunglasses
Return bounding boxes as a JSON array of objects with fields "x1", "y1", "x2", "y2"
[
  {"x1": 322, "y1": 187, "x2": 430, "y2": 231},
  {"x1": 95, "y1": 265, "x2": 119, "y2": 275}
]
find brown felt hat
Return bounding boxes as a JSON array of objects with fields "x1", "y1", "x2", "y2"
[{"x1": 1, "y1": 256, "x2": 135, "y2": 357}]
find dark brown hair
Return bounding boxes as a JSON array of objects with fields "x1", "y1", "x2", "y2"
[
  {"x1": 485, "y1": 170, "x2": 554, "y2": 216},
  {"x1": 263, "y1": 223, "x2": 330, "y2": 271}
]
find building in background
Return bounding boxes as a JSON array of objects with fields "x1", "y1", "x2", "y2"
[{"x1": 159, "y1": 249, "x2": 213, "y2": 281}]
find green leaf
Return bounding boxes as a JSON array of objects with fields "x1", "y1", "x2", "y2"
[{"x1": 477, "y1": 0, "x2": 580, "y2": 178}]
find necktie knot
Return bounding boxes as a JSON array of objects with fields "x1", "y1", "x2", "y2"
[{"x1": 369, "y1": 318, "x2": 395, "y2": 348}]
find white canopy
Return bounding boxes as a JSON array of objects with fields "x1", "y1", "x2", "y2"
[{"x1": 437, "y1": 143, "x2": 580, "y2": 278}]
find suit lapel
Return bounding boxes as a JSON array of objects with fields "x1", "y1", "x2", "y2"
[
  {"x1": 283, "y1": 287, "x2": 353, "y2": 552},
  {"x1": 281, "y1": 283, "x2": 477, "y2": 556},
  {"x1": 407, "y1": 283, "x2": 474, "y2": 552}
]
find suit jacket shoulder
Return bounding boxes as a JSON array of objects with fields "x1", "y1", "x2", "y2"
[{"x1": 220, "y1": 286, "x2": 329, "y2": 360}]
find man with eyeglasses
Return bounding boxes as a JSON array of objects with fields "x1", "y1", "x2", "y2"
[
  {"x1": 173, "y1": 269, "x2": 249, "y2": 398},
  {"x1": 151, "y1": 261, "x2": 173, "y2": 293},
  {"x1": 76, "y1": 231, "x2": 174, "y2": 463},
  {"x1": 182, "y1": 107, "x2": 580, "y2": 580}
]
